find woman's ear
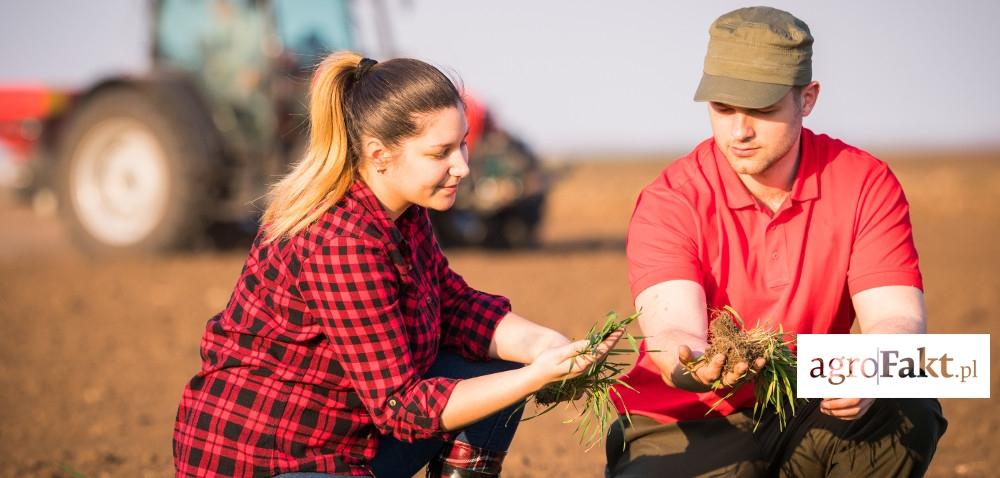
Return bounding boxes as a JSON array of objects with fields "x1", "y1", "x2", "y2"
[{"x1": 362, "y1": 137, "x2": 391, "y2": 172}]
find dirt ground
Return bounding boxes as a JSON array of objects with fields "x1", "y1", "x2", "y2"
[{"x1": 0, "y1": 153, "x2": 997, "y2": 478}]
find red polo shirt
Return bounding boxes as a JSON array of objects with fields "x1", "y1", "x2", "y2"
[{"x1": 614, "y1": 129, "x2": 922, "y2": 424}]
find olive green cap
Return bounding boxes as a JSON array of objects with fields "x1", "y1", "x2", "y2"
[{"x1": 694, "y1": 6, "x2": 813, "y2": 109}]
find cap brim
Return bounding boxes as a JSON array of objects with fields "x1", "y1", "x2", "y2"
[{"x1": 694, "y1": 73, "x2": 792, "y2": 109}]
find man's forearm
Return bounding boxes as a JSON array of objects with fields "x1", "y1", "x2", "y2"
[
  {"x1": 634, "y1": 280, "x2": 713, "y2": 390},
  {"x1": 853, "y1": 285, "x2": 927, "y2": 334},
  {"x1": 662, "y1": 360, "x2": 714, "y2": 392},
  {"x1": 645, "y1": 331, "x2": 713, "y2": 392},
  {"x1": 645, "y1": 336, "x2": 681, "y2": 386},
  {"x1": 442, "y1": 366, "x2": 543, "y2": 431},
  {"x1": 860, "y1": 315, "x2": 926, "y2": 334}
]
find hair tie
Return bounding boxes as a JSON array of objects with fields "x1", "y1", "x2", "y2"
[{"x1": 355, "y1": 58, "x2": 378, "y2": 82}]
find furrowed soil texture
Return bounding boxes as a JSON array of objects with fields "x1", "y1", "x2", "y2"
[{"x1": 1, "y1": 153, "x2": 998, "y2": 477}]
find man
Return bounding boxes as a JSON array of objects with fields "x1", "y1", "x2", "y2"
[{"x1": 607, "y1": 7, "x2": 947, "y2": 477}]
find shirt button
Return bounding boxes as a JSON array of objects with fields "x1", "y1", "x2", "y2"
[
  {"x1": 388, "y1": 398, "x2": 398, "y2": 406},
  {"x1": 425, "y1": 295, "x2": 433, "y2": 304}
]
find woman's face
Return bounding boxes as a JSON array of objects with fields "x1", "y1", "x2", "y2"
[{"x1": 375, "y1": 105, "x2": 470, "y2": 218}]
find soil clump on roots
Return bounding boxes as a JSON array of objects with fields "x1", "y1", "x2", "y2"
[{"x1": 704, "y1": 308, "x2": 765, "y2": 375}]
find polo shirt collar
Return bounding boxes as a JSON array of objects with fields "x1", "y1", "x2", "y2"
[
  {"x1": 789, "y1": 128, "x2": 819, "y2": 202},
  {"x1": 713, "y1": 128, "x2": 819, "y2": 210},
  {"x1": 713, "y1": 143, "x2": 757, "y2": 210}
]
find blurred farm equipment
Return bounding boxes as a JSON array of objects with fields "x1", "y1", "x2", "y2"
[{"x1": 0, "y1": 0, "x2": 549, "y2": 253}]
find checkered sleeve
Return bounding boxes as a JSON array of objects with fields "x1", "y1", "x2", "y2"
[
  {"x1": 435, "y1": 245, "x2": 511, "y2": 361},
  {"x1": 299, "y1": 235, "x2": 458, "y2": 442}
]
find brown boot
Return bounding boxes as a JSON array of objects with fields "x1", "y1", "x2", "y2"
[{"x1": 426, "y1": 440, "x2": 506, "y2": 478}]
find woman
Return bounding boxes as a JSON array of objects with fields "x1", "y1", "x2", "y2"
[{"x1": 173, "y1": 51, "x2": 621, "y2": 478}]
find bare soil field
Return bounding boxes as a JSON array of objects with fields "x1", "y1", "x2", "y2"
[{"x1": 1, "y1": 153, "x2": 997, "y2": 477}]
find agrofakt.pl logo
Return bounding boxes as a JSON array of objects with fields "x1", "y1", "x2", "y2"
[{"x1": 796, "y1": 334, "x2": 990, "y2": 398}]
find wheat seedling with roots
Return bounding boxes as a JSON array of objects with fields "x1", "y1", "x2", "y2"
[
  {"x1": 523, "y1": 311, "x2": 643, "y2": 450},
  {"x1": 684, "y1": 306, "x2": 800, "y2": 431}
]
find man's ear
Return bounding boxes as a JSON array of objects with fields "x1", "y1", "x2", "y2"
[{"x1": 800, "y1": 81, "x2": 820, "y2": 117}]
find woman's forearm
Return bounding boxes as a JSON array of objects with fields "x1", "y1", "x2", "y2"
[
  {"x1": 488, "y1": 312, "x2": 568, "y2": 363},
  {"x1": 439, "y1": 362, "x2": 543, "y2": 431}
]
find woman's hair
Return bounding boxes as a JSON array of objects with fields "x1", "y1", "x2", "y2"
[{"x1": 261, "y1": 51, "x2": 462, "y2": 242}]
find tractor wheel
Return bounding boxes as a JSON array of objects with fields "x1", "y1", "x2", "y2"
[{"x1": 56, "y1": 86, "x2": 217, "y2": 254}]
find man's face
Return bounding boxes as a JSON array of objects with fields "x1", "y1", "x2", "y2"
[{"x1": 707, "y1": 83, "x2": 818, "y2": 177}]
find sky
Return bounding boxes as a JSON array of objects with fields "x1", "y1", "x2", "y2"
[{"x1": 2, "y1": 0, "x2": 999, "y2": 156}]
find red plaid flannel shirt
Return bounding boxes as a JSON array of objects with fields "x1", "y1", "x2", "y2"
[{"x1": 173, "y1": 181, "x2": 511, "y2": 477}]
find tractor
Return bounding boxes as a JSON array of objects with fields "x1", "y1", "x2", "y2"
[{"x1": 0, "y1": 0, "x2": 549, "y2": 253}]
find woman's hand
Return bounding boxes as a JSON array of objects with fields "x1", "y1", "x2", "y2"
[
  {"x1": 527, "y1": 330, "x2": 573, "y2": 361},
  {"x1": 527, "y1": 330, "x2": 624, "y2": 388},
  {"x1": 441, "y1": 328, "x2": 623, "y2": 431}
]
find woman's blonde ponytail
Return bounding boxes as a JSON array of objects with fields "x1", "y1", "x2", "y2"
[{"x1": 261, "y1": 51, "x2": 362, "y2": 242}]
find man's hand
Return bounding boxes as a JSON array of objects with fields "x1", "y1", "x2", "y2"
[
  {"x1": 671, "y1": 345, "x2": 766, "y2": 392},
  {"x1": 820, "y1": 397, "x2": 875, "y2": 420},
  {"x1": 635, "y1": 281, "x2": 768, "y2": 392}
]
